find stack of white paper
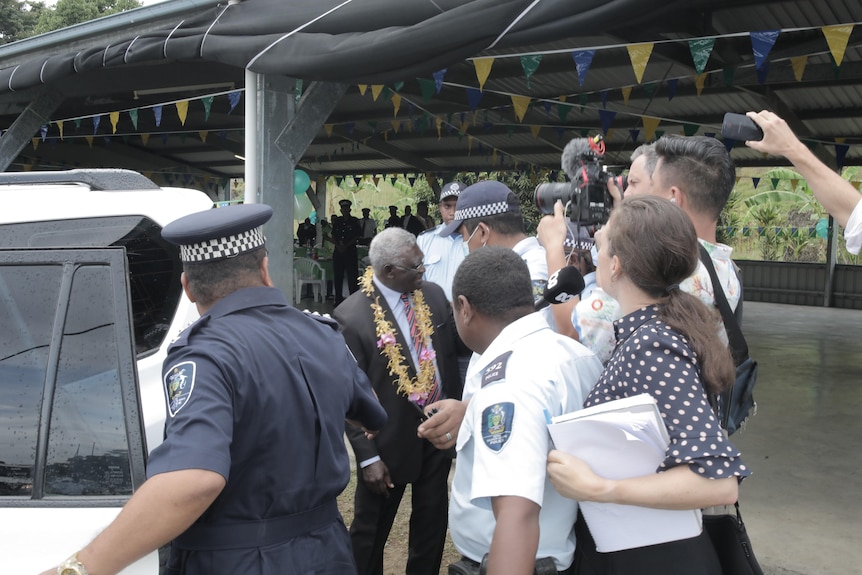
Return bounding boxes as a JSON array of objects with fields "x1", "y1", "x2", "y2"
[{"x1": 548, "y1": 393, "x2": 702, "y2": 552}]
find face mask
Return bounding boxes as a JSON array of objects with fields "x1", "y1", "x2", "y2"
[
  {"x1": 462, "y1": 225, "x2": 481, "y2": 255},
  {"x1": 590, "y1": 244, "x2": 599, "y2": 263}
]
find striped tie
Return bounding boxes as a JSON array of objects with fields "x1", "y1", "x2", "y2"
[{"x1": 400, "y1": 292, "x2": 441, "y2": 404}]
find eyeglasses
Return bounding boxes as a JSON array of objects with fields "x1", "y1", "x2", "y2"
[{"x1": 391, "y1": 261, "x2": 425, "y2": 273}]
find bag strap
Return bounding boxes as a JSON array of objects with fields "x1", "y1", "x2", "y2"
[{"x1": 698, "y1": 244, "x2": 749, "y2": 362}]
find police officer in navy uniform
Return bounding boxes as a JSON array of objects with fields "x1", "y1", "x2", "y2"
[
  {"x1": 41, "y1": 203, "x2": 387, "y2": 575},
  {"x1": 333, "y1": 199, "x2": 363, "y2": 304}
]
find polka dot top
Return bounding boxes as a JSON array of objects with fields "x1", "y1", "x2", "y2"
[{"x1": 584, "y1": 305, "x2": 750, "y2": 481}]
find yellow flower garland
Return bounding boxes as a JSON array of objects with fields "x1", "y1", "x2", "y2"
[{"x1": 360, "y1": 267, "x2": 437, "y2": 406}]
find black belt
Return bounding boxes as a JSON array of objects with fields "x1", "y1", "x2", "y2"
[{"x1": 174, "y1": 499, "x2": 339, "y2": 551}]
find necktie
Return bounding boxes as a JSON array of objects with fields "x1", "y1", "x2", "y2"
[{"x1": 400, "y1": 292, "x2": 441, "y2": 404}]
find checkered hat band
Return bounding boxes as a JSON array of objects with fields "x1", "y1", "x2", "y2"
[
  {"x1": 179, "y1": 227, "x2": 265, "y2": 262},
  {"x1": 453, "y1": 201, "x2": 510, "y2": 221}
]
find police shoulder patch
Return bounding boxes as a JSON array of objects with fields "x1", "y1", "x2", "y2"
[
  {"x1": 482, "y1": 351, "x2": 513, "y2": 388},
  {"x1": 531, "y1": 279, "x2": 547, "y2": 302},
  {"x1": 165, "y1": 361, "x2": 196, "y2": 417},
  {"x1": 481, "y1": 402, "x2": 515, "y2": 452}
]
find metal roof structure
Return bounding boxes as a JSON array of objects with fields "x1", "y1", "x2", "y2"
[{"x1": 1, "y1": 0, "x2": 862, "y2": 188}]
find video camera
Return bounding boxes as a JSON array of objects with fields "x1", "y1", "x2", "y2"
[{"x1": 532, "y1": 135, "x2": 623, "y2": 225}]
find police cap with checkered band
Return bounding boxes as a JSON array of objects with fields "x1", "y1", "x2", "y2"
[
  {"x1": 438, "y1": 180, "x2": 521, "y2": 237},
  {"x1": 162, "y1": 203, "x2": 272, "y2": 263}
]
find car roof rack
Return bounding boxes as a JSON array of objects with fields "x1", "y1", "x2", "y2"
[{"x1": 0, "y1": 169, "x2": 160, "y2": 191}]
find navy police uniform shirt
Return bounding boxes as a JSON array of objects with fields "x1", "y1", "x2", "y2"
[{"x1": 147, "y1": 286, "x2": 386, "y2": 573}]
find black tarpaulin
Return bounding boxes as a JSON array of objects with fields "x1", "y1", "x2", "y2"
[{"x1": 0, "y1": 0, "x2": 670, "y2": 93}]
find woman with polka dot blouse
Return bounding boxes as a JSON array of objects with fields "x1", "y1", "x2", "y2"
[{"x1": 547, "y1": 196, "x2": 750, "y2": 575}]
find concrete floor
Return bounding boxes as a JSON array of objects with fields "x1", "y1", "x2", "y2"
[{"x1": 301, "y1": 295, "x2": 862, "y2": 574}]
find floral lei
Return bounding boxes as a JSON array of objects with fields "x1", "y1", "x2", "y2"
[{"x1": 360, "y1": 266, "x2": 437, "y2": 406}]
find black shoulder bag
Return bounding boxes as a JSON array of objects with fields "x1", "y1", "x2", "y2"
[{"x1": 698, "y1": 245, "x2": 758, "y2": 435}]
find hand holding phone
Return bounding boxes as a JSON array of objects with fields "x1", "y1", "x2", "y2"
[{"x1": 722, "y1": 113, "x2": 764, "y2": 142}]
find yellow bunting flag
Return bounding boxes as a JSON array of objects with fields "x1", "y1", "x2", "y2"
[
  {"x1": 199, "y1": 131, "x2": 208, "y2": 143},
  {"x1": 626, "y1": 43, "x2": 654, "y2": 84},
  {"x1": 836, "y1": 137, "x2": 847, "y2": 144},
  {"x1": 56, "y1": 120, "x2": 64, "y2": 140},
  {"x1": 822, "y1": 24, "x2": 853, "y2": 66},
  {"x1": 324, "y1": 124, "x2": 334, "y2": 137},
  {"x1": 511, "y1": 95, "x2": 531, "y2": 122},
  {"x1": 357, "y1": 84, "x2": 368, "y2": 96},
  {"x1": 176, "y1": 100, "x2": 189, "y2": 126},
  {"x1": 85, "y1": 136, "x2": 94, "y2": 148},
  {"x1": 392, "y1": 119, "x2": 401, "y2": 134},
  {"x1": 606, "y1": 128, "x2": 615, "y2": 140},
  {"x1": 790, "y1": 56, "x2": 808, "y2": 82},
  {"x1": 621, "y1": 86, "x2": 632, "y2": 105},
  {"x1": 370, "y1": 85, "x2": 384, "y2": 101},
  {"x1": 492, "y1": 149, "x2": 498, "y2": 165},
  {"x1": 22, "y1": 163, "x2": 33, "y2": 171},
  {"x1": 474, "y1": 57, "x2": 495, "y2": 92},
  {"x1": 141, "y1": 133, "x2": 150, "y2": 146},
  {"x1": 790, "y1": 179, "x2": 799, "y2": 191},
  {"x1": 31, "y1": 138, "x2": 39, "y2": 150},
  {"x1": 530, "y1": 125, "x2": 541, "y2": 139},
  {"x1": 694, "y1": 73, "x2": 707, "y2": 96},
  {"x1": 436, "y1": 115, "x2": 443, "y2": 140},
  {"x1": 642, "y1": 116, "x2": 661, "y2": 141},
  {"x1": 392, "y1": 93, "x2": 402, "y2": 117},
  {"x1": 110, "y1": 111, "x2": 120, "y2": 134},
  {"x1": 468, "y1": 135, "x2": 474, "y2": 156}
]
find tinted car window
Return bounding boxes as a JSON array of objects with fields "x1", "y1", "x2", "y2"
[
  {"x1": 0, "y1": 216, "x2": 182, "y2": 356},
  {"x1": 0, "y1": 261, "x2": 133, "y2": 497}
]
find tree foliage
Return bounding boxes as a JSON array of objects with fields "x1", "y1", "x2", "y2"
[
  {"x1": 0, "y1": 0, "x2": 141, "y2": 43},
  {"x1": 0, "y1": 0, "x2": 45, "y2": 44}
]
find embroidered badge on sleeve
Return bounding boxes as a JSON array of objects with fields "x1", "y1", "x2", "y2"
[
  {"x1": 165, "y1": 361, "x2": 196, "y2": 417},
  {"x1": 481, "y1": 402, "x2": 514, "y2": 452}
]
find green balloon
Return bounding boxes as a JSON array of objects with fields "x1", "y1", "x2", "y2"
[
  {"x1": 815, "y1": 217, "x2": 829, "y2": 239},
  {"x1": 294, "y1": 169, "x2": 310, "y2": 194}
]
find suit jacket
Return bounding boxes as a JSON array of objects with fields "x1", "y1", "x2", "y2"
[{"x1": 334, "y1": 280, "x2": 461, "y2": 485}]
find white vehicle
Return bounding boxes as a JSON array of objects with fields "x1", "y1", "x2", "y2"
[{"x1": 0, "y1": 170, "x2": 214, "y2": 573}]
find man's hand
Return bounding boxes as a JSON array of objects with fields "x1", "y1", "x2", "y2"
[
  {"x1": 606, "y1": 177, "x2": 624, "y2": 205},
  {"x1": 361, "y1": 460, "x2": 394, "y2": 496},
  {"x1": 536, "y1": 200, "x2": 569, "y2": 251},
  {"x1": 416, "y1": 398, "x2": 466, "y2": 449}
]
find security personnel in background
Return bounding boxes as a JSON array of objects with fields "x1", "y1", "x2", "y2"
[
  {"x1": 41, "y1": 203, "x2": 387, "y2": 575},
  {"x1": 333, "y1": 199, "x2": 363, "y2": 304},
  {"x1": 446, "y1": 247, "x2": 602, "y2": 575}
]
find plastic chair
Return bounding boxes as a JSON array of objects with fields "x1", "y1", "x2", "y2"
[{"x1": 294, "y1": 257, "x2": 326, "y2": 304}]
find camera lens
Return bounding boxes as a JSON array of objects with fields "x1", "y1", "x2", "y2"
[{"x1": 533, "y1": 182, "x2": 572, "y2": 214}]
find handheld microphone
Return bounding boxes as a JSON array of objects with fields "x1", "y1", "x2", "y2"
[{"x1": 543, "y1": 265, "x2": 586, "y2": 305}]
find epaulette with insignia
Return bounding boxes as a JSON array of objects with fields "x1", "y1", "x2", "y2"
[
  {"x1": 481, "y1": 350, "x2": 513, "y2": 388},
  {"x1": 167, "y1": 315, "x2": 210, "y2": 353},
  {"x1": 303, "y1": 310, "x2": 340, "y2": 331}
]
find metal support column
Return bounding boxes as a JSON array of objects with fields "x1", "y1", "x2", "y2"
[{"x1": 0, "y1": 87, "x2": 64, "y2": 171}]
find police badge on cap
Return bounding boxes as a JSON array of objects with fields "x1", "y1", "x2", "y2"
[{"x1": 162, "y1": 203, "x2": 273, "y2": 263}]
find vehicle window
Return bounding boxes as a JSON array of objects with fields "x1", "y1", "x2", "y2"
[
  {"x1": 0, "y1": 265, "x2": 60, "y2": 496},
  {"x1": 0, "y1": 216, "x2": 182, "y2": 356},
  {"x1": 0, "y1": 262, "x2": 132, "y2": 498}
]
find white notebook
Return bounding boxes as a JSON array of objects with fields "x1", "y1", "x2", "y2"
[{"x1": 548, "y1": 393, "x2": 702, "y2": 552}]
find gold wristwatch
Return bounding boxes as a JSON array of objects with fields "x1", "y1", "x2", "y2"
[{"x1": 57, "y1": 553, "x2": 90, "y2": 575}]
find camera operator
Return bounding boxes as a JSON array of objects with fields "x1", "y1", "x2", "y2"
[{"x1": 745, "y1": 110, "x2": 862, "y2": 254}]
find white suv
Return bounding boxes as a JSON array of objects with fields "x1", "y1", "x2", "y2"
[{"x1": 0, "y1": 170, "x2": 213, "y2": 573}]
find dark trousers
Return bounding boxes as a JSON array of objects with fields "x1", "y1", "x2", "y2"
[
  {"x1": 333, "y1": 248, "x2": 359, "y2": 304},
  {"x1": 350, "y1": 442, "x2": 451, "y2": 575}
]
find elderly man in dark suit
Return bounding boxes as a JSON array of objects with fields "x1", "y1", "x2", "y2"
[{"x1": 334, "y1": 227, "x2": 461, "y2": 575}]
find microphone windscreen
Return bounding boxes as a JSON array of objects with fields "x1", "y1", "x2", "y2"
[
  {"x1": 543, "y1": 265, "x2": 586, "y2": 305},
  {"x1": 560, "y1": 138, "x2": 594, "y2": 180}
]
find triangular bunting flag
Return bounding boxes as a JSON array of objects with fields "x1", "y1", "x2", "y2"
[
  {"x1": 392, "y1": 81, "x2": 404, "y2": 92},
  {"x1": 530, "y1": 125, "x2": 541, "y2": 139},
  {"x1": 791, "y1": 56, "x2": 808, "y2": 81},
  {"x1": 771, "y1": 178, "x2": 780, "y2": 190},
  {"x1": 418, "y1": 79, "x2": 435, "y2": 102},
  {"x1": 85, "y1": 135, "x2": 94, "y2": 148},
  {"x1": 600, "y1": 90, "x2": 608, "y2": 108},
  {"x1": 371, "y1": 85, "x2": 384, "y2": 101},
  {"x1": 466, "y1": 88, "x2": 483, "y2": 111},
  {"x1": 695, "y1": 73, "x2": 707, "y2": 96},
  {"x1": 511, "y1": 95, "x2": 531, "y2": 122},
  {"x1": 629, "y1": 129, "x2": 640, "y2": 143},
  {"x1": 129, "y1": 109, "x2": 138, "y2": 130},
  {"x1": 433, "y1": 69, "x2": 447, "y2": 93},
  {"x1": 822, "y1": 24, "x2": 853, "y2": 66},
  {"x1": 688, "y1": 38, "x2": 715, "y2": 74},
  {"x1": 31, "y1": 137, "x2": 39, "y2": 150},
  {"x1": 474, "y1": 57, "x2": 495, "y2": 91},
  {"x1": 790, "y1": 179, "x2": 799, "y2": 191},
  {"x1": 627, "y1": 43, "x2": 654, "y2": 84},
  {"x1": 392, "y1": 93, "x2": 402, "y2": 117},
  {"x1": 750, "y1": 30, "x2": 780, "y2": 70},
  {"x1": 93, "y1": 115, "x2": 101, "y2": 135},
  {"x1": 109, "y1": 111, "x2": 120, "y2": 134},
  {"x1": 722, "y1": 67, "x2": 735, "y2": 87},
  {"x1": 667, "y1": 78, "x2": 678, "y2": 101},
  {"x1": 683, "y1": 123, "x2": 699, "y2": 137},
  {"x1": 199, "y1": 130, "x2": 208, "y2": 143},
  {"x1": 227, "y1": 90, "x2": 241, "y2": 114},
  {"x1": 558, "y1": 96, "x2": 570, "y2": 123},
  {"x1": 357, "y1": 84, "x2": 368, "y2": 96},
  {"x1": 202, "y1": 96, "x2": 214, "y2": 121},
  {"x1": 621, "y1": 86, "x2": 632, "y2": 105},
  {"x1": 752, "y1": 177, "x2": 760, "y2": 189},
  {"x1": 324, "y1": 124, "x2": 334, "y2": 137},
  {"x1": 153, "y1": 106, "x2": 163, "y2": 127},
  {"x1": 643, "y1": 82, "x2": 657, "y2": 98},
  {"x1": 835, "y1": 143, "x2": 849, "y2": 170},
  {"x1": 571, "y1": 50, "x2": 595, "y2": 86},
  {"x1": 520, "y1": 54, "x2": 542, "y2": 89},
  {"x1": 598, "y1": 109, "x2": 616, "y2": 134},
  {"x1": 392, "y1": 119, "x2": 401, "y2": 133},
  {"x1": 141, "y1": 133, "x2": 150, "y2": 146},
  {"x1": 176, "y1": 100, "x2": 189, "y2": 126},
  {"x1": 642, "y1": 116, "x2": 661, "y2": 141}
]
